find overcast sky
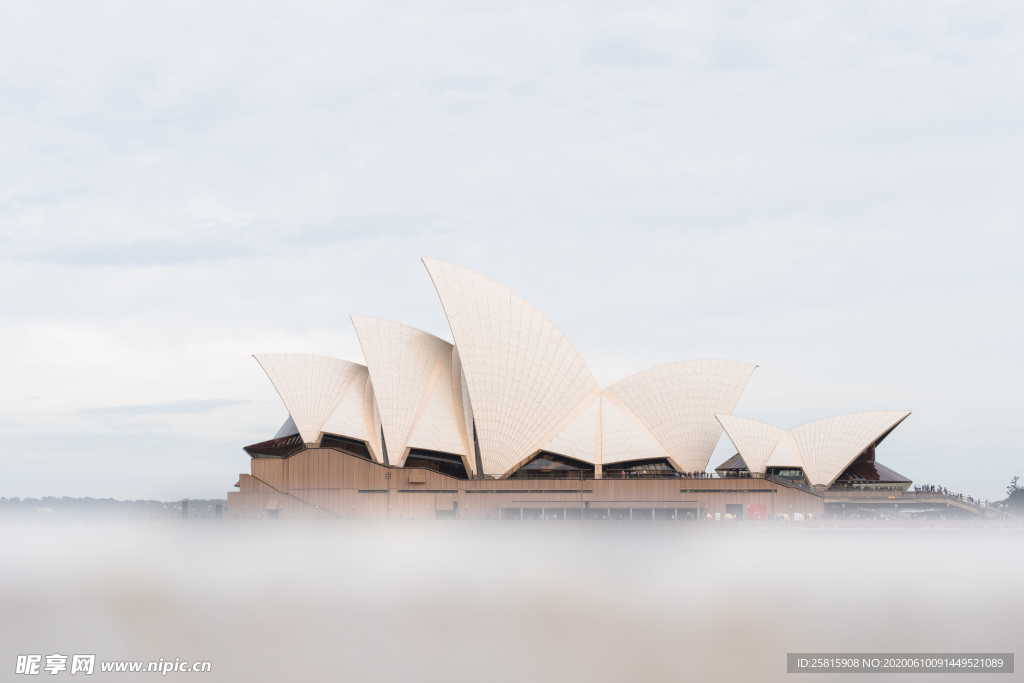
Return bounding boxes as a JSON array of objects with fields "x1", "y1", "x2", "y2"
[{"x1": 2, "y1": 1, "x2": 1021, "y2": 501}]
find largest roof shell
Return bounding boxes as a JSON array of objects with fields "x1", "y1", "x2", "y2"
[{"x1": 423, "y1": 258, "x2": 600, "y2": 475}]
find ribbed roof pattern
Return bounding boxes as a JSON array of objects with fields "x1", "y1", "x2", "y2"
[
  {"x1": 250, "y1": 259, "x2": 909, "y2": 485},
  {"x1": 352, "y1": 316, "x2": 471, "y2": 466},
  {"x1": 792, "y1": 411, "x2": 911, "y2": 486},
  {"x1": 714, "y1": 415, "x2": 787, "y2": 474},
  {"x1": 606, "y1": 360, "x2": 757, "y2": 472},
  {"x1": 716, "y1": 411, "x2": 911, "y2": 486},
  {"x1": 320, "y1": 363, "x2": 382, "y2": 461},
  {"x1": 423, "y1": 258, "x2": 600, "y2": 475},
  {"x1": 599, "y1": 393, "x2": 674, "y2": 466},
  {"x1": 540, "y1": 391, "x2": 601, "y2": 464},
  {"x1": 254, "y1": 353, "x2": 366, "y2": 444}
]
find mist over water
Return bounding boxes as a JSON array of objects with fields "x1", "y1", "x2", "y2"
[{"x1": 1, "y1": 521, "x2": 1020, "y2": 682}]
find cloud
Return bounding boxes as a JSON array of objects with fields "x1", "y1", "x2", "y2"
[
  {"x1": 80, "y1": 399, "x2": 249, "y2": 417},
  {"x1": 15, "y1": 219, "x2": 423, "y2": 268},
  {"x1": 581, "y1": 37, "x2": 675, "y2": 69},
  {"x1": 28, "y1": 241, "x2": 252, "y2": 267}
]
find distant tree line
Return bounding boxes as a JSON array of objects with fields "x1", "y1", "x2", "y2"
[
  {"x1": 0, "y1": 497, "x2": 226, "y2": 519},
  {"x1": 1007, "y1": 476, "x2": 1024, "y2": 513}
]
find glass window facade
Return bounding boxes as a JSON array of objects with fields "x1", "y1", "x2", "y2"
[
  {"x1": 404, "y1": 449, "x2": 470, "y2": 479},
  {"x1": 500, "y1": 506, "x2": 699, "y2": 521},
  {"x1": 508, "y1": 451, "x2": 596, "y2": 479},
  {"x1": 319, "y1": 433, "x2": 373, "y2": 460},
  {"x1": 602, "y1": 458, "x2": 679, "y2": 478}
]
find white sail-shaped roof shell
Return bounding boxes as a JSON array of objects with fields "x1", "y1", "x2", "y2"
[
  {"x1": 766, "y1": 433, "x2": 802, "y2": 468},
  {"x1": 452, "y1": 349, "x2": 477, "y2": 468},
  {"x1": 254, "y1": 353, "x2": 368, "y2": 445},
  {"x1": 600, "y1": 394, "x2": 673, "y2": 466},
  {"x1": 791, "y1": 411, "x2": 911, "y2": 486},
  {"x1": 352, "y1": 316, "x2": 473, "y2": 470},
  {"x1": 250, "y1": 260, "x2": 909, "y2": 487},
  {"x1": 716, "y1": 410, "x2": 911, "y2": 486},
  {"x1": 605, "y1": 360, "x2": 757, "y2": 472},
  {"x1": 423, "y1": 258, "x2": 600, "y2": 476},
  {"x1": 320, "y1": 363, "x2": 383, "y2": 461},
  {"x1": 539, "y1": 392, "x2": 681, "y2": 468},
  {"x1": 715, "y1": 414, "x2": 786, "y2": 474},
  {"x1": 540, "y1": 391, "x2": 601, "y2": 464}
]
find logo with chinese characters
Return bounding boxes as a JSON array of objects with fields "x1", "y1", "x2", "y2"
[{"x1": 15, "y1": 654, "x2": 94, "y2": 676}]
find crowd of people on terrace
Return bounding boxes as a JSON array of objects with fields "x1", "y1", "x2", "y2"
[{"x1": 913, "y1": 484, "x2": 986, "y2": 506}]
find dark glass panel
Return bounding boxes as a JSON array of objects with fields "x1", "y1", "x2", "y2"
[
  {"x1": 508, "y1": 451, "x2": 595, "y2": 479},
  {"x1": 602, "y1": 458, "x2": 679, "y2": 479},
  {"x1": 767, "y1": 466, "x2": 808, "y2": 483},
  {"x1": 472, "y1": 421, "x2": 485, "y2": 479},
  {"x1": 404, "y1": 449, "x2": 470, "y2": 479},
  {"x1": 380, "y1": 427, "x2": 390, "y2": 466},
  {"x1": 320, "y1": 433, "x2": 373, "y2": 460},
  {"x1": 832, "y1": 446, "x2": 911, "y2": 488},
  {"x1": 714, "y1": 453, "x2": 749, "y2": 472}
]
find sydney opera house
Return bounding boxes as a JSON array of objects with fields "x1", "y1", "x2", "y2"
[{"x1": 227, "y1": 258, "x2": 944, "y2": 521}]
